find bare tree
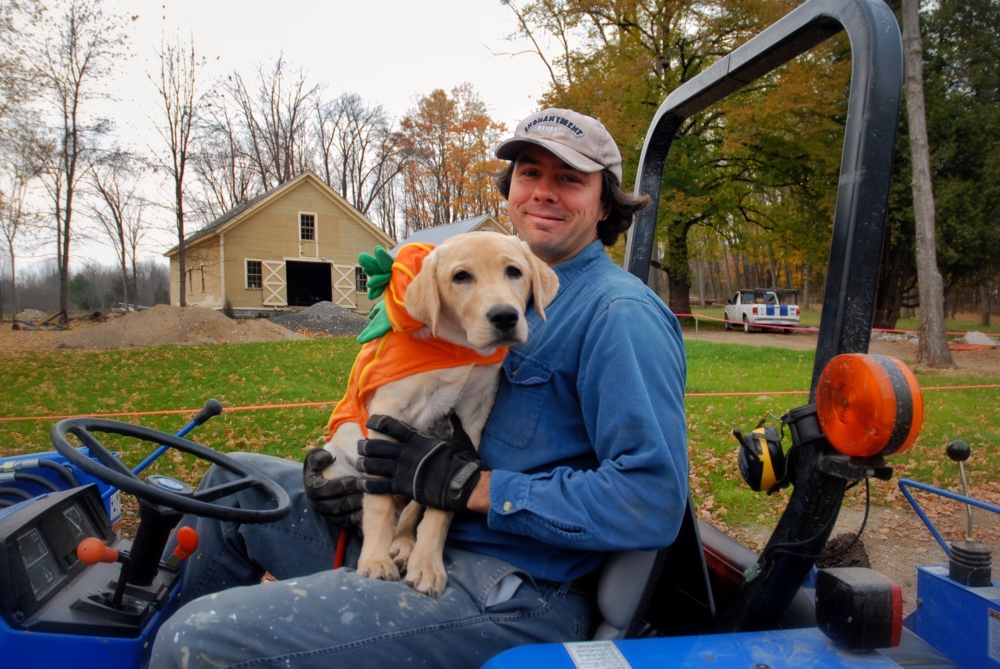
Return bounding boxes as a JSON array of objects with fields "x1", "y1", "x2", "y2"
[
  {"x1": 2, "y1": 1, "x2": 47, "y2": 315},
  {"x1": 371, "y1": 178, "x2": 400, "y2": 240},
  {"x1": 902, "y1": 0, "x2": 954, "y2": 367},
  {"x1": 313, "y1": 92, "x2": 407, "y2": 220},
  {"x1": 191, "y1": 102, "x2": 255, "y2": 221},
  {"x1": 152, "y1": 33, "x2": 208, "y2": 307},
  {"x1": 29, "y1": 0, "x2": 128, "y2": 321},
  {"x1": 225, "y1": 54, "x2": 317, "y2": 191},
  {"x1": 312, "y1": 92, "x2": 348, "y2": 189},
  {"x1": 0, "y1": 1, "x2": 41, "y2": 137},
  {"x1": 0, "y1": 160, "x2": 37, "y2": 318},
  {"x1": 89, "y1": 150, "x2": 148, "y2": 312},
  {"x1": 0, "y1": 111, "x2": 48, "y2": 319}
]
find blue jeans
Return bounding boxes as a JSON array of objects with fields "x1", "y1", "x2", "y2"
[{"x1": 150, "y1": 453, "x2": 595, "y2": 668}]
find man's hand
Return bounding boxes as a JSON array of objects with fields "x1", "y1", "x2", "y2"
[
  {"x1": 302, "y1": 448, "x2": 363, "y2": 529},
  {"x1": 356, "y1": 414, "x2": 487, "y2": 513}
]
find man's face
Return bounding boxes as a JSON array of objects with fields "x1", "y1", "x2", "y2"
[{"x1": 506, "y1": 145, "x2": 608, "y2": 266}]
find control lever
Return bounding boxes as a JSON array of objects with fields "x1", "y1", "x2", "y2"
[
  {"x1": 165, "y1": 526, "x2": 200, "y2": 568},
  {"x1": 77, "y1": 537, "x2": 131, "y2": 608},
  {"x1": 944, "y1": 440, "x2": 992, "y2": 587},
  {"x1": 77, "y1": 526, "x2": 200, "y2": 608},
  {"x1": 946, "y1": 439, "x2": 973, "y2": 540}
]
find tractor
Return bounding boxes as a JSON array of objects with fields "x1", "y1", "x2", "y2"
[{"x1": 1, "y1": 1, "x2": 994, "y2": 667}]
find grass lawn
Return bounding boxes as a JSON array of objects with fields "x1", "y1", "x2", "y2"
[{"x1": 2, "y1": 337, "x2": 997, "y2": 529}]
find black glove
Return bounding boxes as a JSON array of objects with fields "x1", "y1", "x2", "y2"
[
  {"x1": 356, "y1": 414, "x2": 487, "y2": 512},
  {"x1": 303, "y1": 448, "x2": 363, "y2": 529}
]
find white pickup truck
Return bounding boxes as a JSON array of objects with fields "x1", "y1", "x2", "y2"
[{"x1": 723, "y1": 289, "x2": 800, "y2": 332}]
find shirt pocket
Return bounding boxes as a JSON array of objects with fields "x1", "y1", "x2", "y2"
[{"x1": 483, "y1": 353, "x2": 553, "y2": 450}]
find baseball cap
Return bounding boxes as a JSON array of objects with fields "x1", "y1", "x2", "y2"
[{"x1": 496, "y1": 108, "x2": 623, "y2": 184}]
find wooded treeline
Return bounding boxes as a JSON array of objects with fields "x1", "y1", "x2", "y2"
[
  {"x1": 9, "y1": 259, "x2": 169, "y2": 316},
  {"x1": 1, "y1": 0, "x2": 997, "y2": 328}
]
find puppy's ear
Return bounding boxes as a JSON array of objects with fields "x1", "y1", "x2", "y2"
[
  {"x1": 403, "y1": 251, "x2": 440, "y2": 334},
  {"x1": 520, "y1": 241, "x2": 560, "y2": 321}
]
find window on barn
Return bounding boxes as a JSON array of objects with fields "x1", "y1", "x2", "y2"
[
  {"x1": 246, "y1": 260, "x2": 262, "y2": 289},
  {"x1": 300, "y1": 213, "x2": 316, "y2": 241},
  {"x1": 355, "y1": 266, "x2": 368, "y2": 294}
]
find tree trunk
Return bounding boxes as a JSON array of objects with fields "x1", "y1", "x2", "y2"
[
  {"x1": 119, "y1": 243, "x2": 129, "y2": 313},
  {"x1": 802, "y1": 261, "x2": 810, "y2": 311},
  {"x1": 665, "y1": 224, "x2": 693, "y2": 316},
  {"x1": 902, "y1": 0, "x2": 954, "y2": 367},
  {"x1": 981, "y1": 281, "x2": 991, "y2": 327},
  {"x1": 668, "y1": 272, "x2": 692, "y2": 317},
  {"x1": 176, "y1": 179, "x2": 187, "y2": 307},
  {"x1": 7, "y1": 243, "x2": 16, "y2": 316}
]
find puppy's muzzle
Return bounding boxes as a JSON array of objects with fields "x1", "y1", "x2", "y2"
[{"x1": 487, "y1": 305, "x2": 521, "y2": 334}]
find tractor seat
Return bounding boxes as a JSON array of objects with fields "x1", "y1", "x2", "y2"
[{"x1": 592, "y1": 497, "x2": 715, "y2": 640}]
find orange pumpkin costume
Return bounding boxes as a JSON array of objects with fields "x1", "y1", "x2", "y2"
[{"x1": 327, "y1": 243, "x2": 508, "y2": 439}]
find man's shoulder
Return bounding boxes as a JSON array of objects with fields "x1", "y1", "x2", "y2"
[
  {"x1": 586, "y1": 255, "x2": 659, "y2": 301},
  {"x1": 558, "y1": 244, "x2": 673, "y2": 315}
]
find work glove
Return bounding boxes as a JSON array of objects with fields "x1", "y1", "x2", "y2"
[
  {"x1": 302, "y1": 448, "x2": 364, "y2": 529},
  {"x1": 356, "y1": 414, "x2": 487, "y2": 513}
]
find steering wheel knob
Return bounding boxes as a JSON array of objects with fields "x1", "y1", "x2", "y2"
[{"x1": 147, "y1": 474, "x2": 194, "y2": 495}]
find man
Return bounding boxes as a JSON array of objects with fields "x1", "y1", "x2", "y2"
[{"x1": 151, "y1": 108, "x2": 688, "y2": 669}]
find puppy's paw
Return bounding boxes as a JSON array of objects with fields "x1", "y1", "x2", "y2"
[
  {"x1": 405, "y1": 555, "x2": 448, "y2": 598},
  {"x1": 358, "y1": 555, "x2": 401, "y2": 582},
  {"x1": 389, "y1": 536, "x2": 415, "y2": 570}
]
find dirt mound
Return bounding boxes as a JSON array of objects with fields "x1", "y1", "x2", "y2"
[{"x1": 52, "y1": 305, "x2": 307, "y2": 350}]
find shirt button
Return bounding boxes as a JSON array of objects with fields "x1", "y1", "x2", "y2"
[{"x1": 503, "y1": 501, "x2": 513, "y2": 512}]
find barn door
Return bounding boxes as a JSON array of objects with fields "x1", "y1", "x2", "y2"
[
  {"x1": 262, "y1": 260, "x2": 287, "y2": 306},
  {"x1": 332, "y1": 264, "x2": 356, "y2": 309}
]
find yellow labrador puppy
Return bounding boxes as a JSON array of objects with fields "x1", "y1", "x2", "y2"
[{"x1": 323, "y1": 231, "x2": 558, "y2": 597}]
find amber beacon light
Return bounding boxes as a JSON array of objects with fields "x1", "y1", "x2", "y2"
[{"x1": 815, "y1": 353, "x2": 924, "y2": 457}]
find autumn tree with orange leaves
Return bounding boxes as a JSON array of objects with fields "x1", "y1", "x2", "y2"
[{"x1": 396, "y1": 84, "x2": 509, "y2": 234}]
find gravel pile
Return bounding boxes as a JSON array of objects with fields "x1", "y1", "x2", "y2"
[
  {"x1": 269, "y1": 301, "x2": 372, "y2": 338},
  {"x1": 53, "y1": 305, "x2": 306, "y2": 349}
]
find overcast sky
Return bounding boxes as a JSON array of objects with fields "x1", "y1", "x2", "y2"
[
  {"x1": 28, "y1": 0, "x2": 554, "y2": 270},
  {"x1": 120, "y1": 0, "x2": 552, "y2": 148}
]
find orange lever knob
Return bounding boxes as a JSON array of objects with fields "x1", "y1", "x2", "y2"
[
  {"x1": 173, "y1": 526, "x2": 200, "y2": 561},
  {"x1": 77, "y1": 537, "x2": 118, "y2": 565}
]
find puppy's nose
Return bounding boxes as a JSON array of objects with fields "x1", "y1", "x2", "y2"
[{"x1": 487, "y1": 305, "x2": 520, "y2": 333}]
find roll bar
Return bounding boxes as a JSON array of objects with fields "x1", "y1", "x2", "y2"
[
  {"x1": 625, "y1": 0, "x2": 902, "y2": 393},
  {"x1": 625, "y1": 0, "x2": 903, "y2": 631}
]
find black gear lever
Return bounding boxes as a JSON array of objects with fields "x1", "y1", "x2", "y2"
[
  {"x1": 944, "y1": 440, "x2": 992, "y2": 587},
  {"x1": 945, "y1": 439, "x2": 973, "y2": 540}
]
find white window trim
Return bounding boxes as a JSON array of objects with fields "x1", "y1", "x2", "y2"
[
  {"x1": 299, "y1": 212, "x2": 318, "y2": 242},
  {"x1": 354, "y1": 266, "x2": 368, "y2": 294},
  {"x1": 246, "y1": 258, "x2": 263, "y2": 290}
]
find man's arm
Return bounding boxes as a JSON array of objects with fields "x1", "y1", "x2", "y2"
[
  {"x1": 483, "y1": 294, "x2": 689, "y2": 552},
  {"x1": 465, "y1": 471, "x2": 491, "y2": 514}
]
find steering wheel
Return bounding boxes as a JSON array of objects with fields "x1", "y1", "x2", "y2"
[{"x1": 51, "y1": 417, "x2": 291, "y2": 523}]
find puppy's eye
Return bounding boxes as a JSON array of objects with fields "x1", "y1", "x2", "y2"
[
  {"x1": 453, "y1": 270, "x2": 473, "y2": 283},
  {"x1": 505, "y1": 266, "x2": 523, "y2": 279}
]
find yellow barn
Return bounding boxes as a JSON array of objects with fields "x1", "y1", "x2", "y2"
[{"x1": 164, "y1": 171, "x2": 396, "y2": 316}]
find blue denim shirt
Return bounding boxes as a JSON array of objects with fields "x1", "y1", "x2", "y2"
[{"x1": 449, "y1": 240, "x2": 689, "y2": 582}]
